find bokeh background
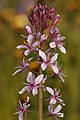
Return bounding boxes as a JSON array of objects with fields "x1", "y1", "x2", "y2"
[{"x1": 0, "y1": 0, "x2": 80, "y2": 120}]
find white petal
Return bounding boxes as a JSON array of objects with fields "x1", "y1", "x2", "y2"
[
  {"x1": 58, "y1": 45, "x2": 66, "y2": 54},
  {"x1": 23, "y1": 103, "x2": 30, "y2": 109},
  {"x1": 35, "y1": 47, "x2": 39, "y2": 51},
  {"x1": 14, "y1": 111, "x2": 20, "y2": 114},
  {"x1": 19, "y1": 100, "x2": 23, "y2": 107},
  {"x1": 42, "y1": 76, "x2": 47, "y2": 84},
  {"x1": 49, "y1": 42, "x2": 56, "y2": 48},
  {"x1": 27, "y1": 96, "x2": 29, "y2": 102},
  {"x1": 48, "y1": 104, "x2": 54, "y2": 113},
  {"x1": 19, "y1": 86, "x2": 28, "y2": 94},
  {"x1": 28, "y1": 57, "x2": 33, "y2": 61},
  {"x1": 12, "y1": 69, "x2": 22, "y2": 75},
  {"x1": 25, "y1": 25, "x2": 32, "y2": 33},
  {"x1": 27, "y1": 72, "x2": 33, "y2": 83},
  {"x1": 54, "y1": 105, "x2": 62, "y2": 113},
  {"x1": 46, "y1": 87, "x2": 54, "y2": 96},
  {"x1": 27, "y1": 34, "x2": 34, "y2": 45},
  {"x1": 41, "y1": 63, "x2": 47, "y2": 71},
  {"x1": 51, "y1": 65, "x2": 59, "y2": 74},
  {"x1": 19, "y1": 113, "x2": 23, "y2": 120},
  {"x1": 32, "y1": 41, "x2": 40, "y2": 47},
  {"x1": 40, "y1": 34, "x2": 47, "y2": 42},
  {"x1": 57, "y1": 113, "x2": 64, "y2": 117},
  {"x1": 58, "y1": 75, "x2": 65, "y2": 83},
  {"x1": 39, "y1": 50, "x2": 46, "y2": 61},
  {"x1": 24, "y1": 50, "x2": 30, "y2": 56},
  {"x1": 50, "y1": 98, "x2": 56, "y2": 104},
  {"x1": 36, "y1": 32, "x2": 41, "y2": 37},
  {"x1": 17, "y1": 45, "x2": 27, "y2": 49},
  {"x1": 57, "y1": 97, "x2": 63, "y2": 102},
  {"x1": 32, "y1": 88, "x2": 38, "y2": 96},
  {"x1": 35, "y1": 74, "x2": 44, "y2": 84},
  {"x1": 50, "y1": 53, "x2": 58, "y2": 63}
]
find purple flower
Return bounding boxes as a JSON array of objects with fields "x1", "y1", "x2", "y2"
[
  {"x1": 17, "y1": 25, "x2": 40, "y2": 56},
  {"x1": 49, "y1": 29, "x2": 66, "y2": 54},
  {"x1": 19, "y1": 72, "x2": 44, "y2": 96},
  {"x1": 46, "y1": 87, "x2": 65, "y2": 106},
  {"x1": 48, "y1": 104, "x2": 64, "y2": 120},
  {"x1": 26, "y1": 25, "x2": 48, "y2": 44},
  {"x1": 56, "y1": 64, "x2": 66, "y2": 83},
  {"x1": 13, "y1": 58, "x2": 32, "y2": 75},
  {"x1": 39, "y1": 50, "x2": 59, "y2": 74},
  {"x1": 15, "y1": 97, "x2": 30, "y2": 120}
]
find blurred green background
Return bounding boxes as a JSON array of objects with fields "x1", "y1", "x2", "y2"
[{"x1": 0, "y1": 0, "x2": 80, "y2": 120}]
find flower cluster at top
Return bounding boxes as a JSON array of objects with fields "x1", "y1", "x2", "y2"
[{"x1": 13, "y1": 3, "x2": 66, "y2": 120}]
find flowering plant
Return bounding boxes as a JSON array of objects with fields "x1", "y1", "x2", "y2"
[{"x1": 13, "y1": 3, "x2": 66, "y2": 120}]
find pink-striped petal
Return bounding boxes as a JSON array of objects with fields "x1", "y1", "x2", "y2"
[
  {"x1": 39, "y1": 50, "x2": 47, "y2": 61},
  {"x1": 40, "y1": 34, "x2": 47, "y2": 42},
  {"x1": 58, "y1": 45, "x2": 66, "y2": 54},
  {"x1": 12, "y1": 69, "x2": 22, "y2": 75},
  {"x1": 32, "y1": 88, "x2": 38, "y2": 96},
  {"x1": 19, "y1": 100, "x2": 23, "y2": 107},
  {"x1": 46, "y1": 87, "x2": 54, "y2": 96},
  {"x1": 17, "y1": 45, "x2": 27, "y2": 49},
  {"x1": 27, "y1": 34, "x2": 34, "y2": 45},
  {"x1": 51, "y1": 65, "x2": 59, "y2": 74},
  {"x1": 19, "y1": 86, "x2": 29, "y2": 94},
  {"x1": 42, "y1": 76, "x2": 47, "y2": 83},
  {"x1": 54, "y1": 105, "x2": 62, "y2": 114},
  {"x1": 41, "y1": 63, "x2": 47, "y2": 71},
  {"x1": 35, "y1": 74, "x2": 44, "y2": 84},
  {"x1": 19, "y1": 113, "x2": 23, "y2": 120},
  {"x1": 57, "y1": 113, "x2": 64, "y2": 117},
  {"x1": 58, "y1": 74, "x2": 65, "y2": 83},
  {"x1": 23, "y1": 103, "x2": 30, "y2": 109},
  {"x1": 24, "y1": 50, "x2": 30, "y2": 56},
  {"x1": 27, "y1": 72, "x2": 34, "y2": 83},
  {"x1": 32, "y1": 41, "x2": 40, "y2": 47},
  {"x1": 48, "y1": 104, "x2": 54, "y2": 113},
  {"x1": 50, "y1": 53, "x2": 58, "y2": 63},
  {"x1": 50, "y1": 98, "x2": 56, "y2": 104},
  {"x1": 25, "y1": 25, "x2": 32, "y2": 33}
]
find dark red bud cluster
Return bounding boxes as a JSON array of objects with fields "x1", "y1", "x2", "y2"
[{"x1": 28, "y1": 3, "x2": 57, "y2": 32}]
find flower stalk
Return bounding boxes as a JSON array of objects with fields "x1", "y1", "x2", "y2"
[{"x1": 39, "y1": 68, "x2": 43, "y2": 120}]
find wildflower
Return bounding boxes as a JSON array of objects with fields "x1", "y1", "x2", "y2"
[
  {"x1": 13, "y1": 58, "x2": 32, "y2": 75},
  {"x1": 19, "y1": 72, "x2": 44, "y2": 96},
  {"x1": 46, "y1": 87, "x2": 65, "y2": 106},
  {"x1": 49, "y1": 30, "x2": 66, "y2": 54},
  {"x1": 39, "y1": 50, "x2": 59, "y2": 74},
  {"x1": 13, "y1": 3, "x2": 66, "y2": 120},
  {"x1": 48, "y1": 104, "x2": 64, "y2": 120},
  {"x1": 56, "y1": 64, "x2": 65, "y2": 83},
  {"x1": 26, "y1": 25, "x2": 48, "y2": 44},
  {"x1": 15, "y1": 97, "x2": 30, "y2": 120},
  {"x1": 17, "y1": 25, "x2": 40, "y2": 56}
]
